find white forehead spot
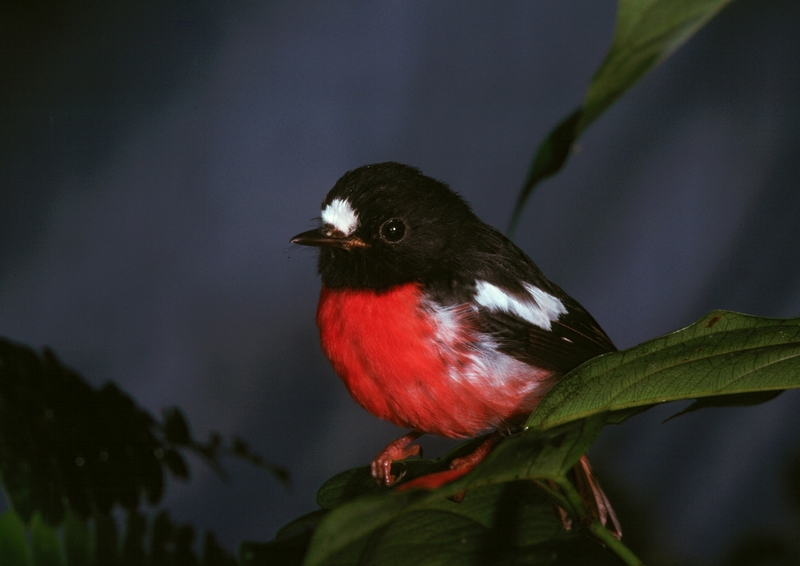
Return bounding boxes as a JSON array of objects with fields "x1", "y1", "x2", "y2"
[
  {"x1": 474, "y1": 281, "x2": 566, "y2": 331},
  {"x1": 321, "y1": 198, "x2": 359, "y2": 236}
]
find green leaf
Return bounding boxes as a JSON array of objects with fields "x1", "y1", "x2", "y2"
[
  {"x1": 0, "y1": 336, "x2": 287, "y2": 530},
  {"x1": 358, "y1": 489, "x2": 621, "y2": 566},
  {"x1": 527, "y1": 311, "x2": 800, "y2": 431},
  {"x1": 364, "y1": 510, "x2": 490, "y2": 566},
  {"x1": 510, "y1": 109, "x2": 583, "y2": 232},
  {"x1": 240, "y1": 509, "x2": 329, "y2": 563},
  {"x1": 304, "y1": 480, "x2": 624, "y2": 566},
  {"x1": 0, "y1": 511, "x2": 32, "y2": 566},
  {"x1": 456, "y1": 417, "x2": 607, "y2": 489},
  {"x1": 204, "y1": 531, "x2": 237, "y2": 566},
  {"x1": 316, "y1": 460, "x2": 440, "y2": 510},
  {"x1": 579, "y1": 0, "x2": 733, "y2": 130},
  {"x1": 229, "y1": 436, "x2": 291, "y2": 487},
  {"x1": 150, "y1": 511, "x2": 175, "y2": 563},
  {"x1": 173, "y1": 523, "x2": 197, "y2": 565},
  {"x1": 303, "y1": 490, "x2": 422, "y2": 566},
  {"x1": 316, "y1": 467, "x2": 387, "y2": 510},
  {"x1": 240, "y1": 539, "x2": 308, "y2": 566},
  {"x1": 30, "y1": 513, "x2": 65, "y2": 566},
  {"x1": 92, "y1": 513, "x2": 118, "y2": 565},
  {"x1": 62, "y1": 512, "x2": 93, "y2": 566},
  {"x1": 121, "y1": 510, "x2": 147, "y2": 565},
  {"x1": 664, "y1": 390, "x2": 783, "y2": 422},
  {"x1": 162, "y1": 448, "x2": 190, "y2": 481},
  {"x1": 510, "y1": 0, "x2": 733, "y2": 231},
  {"x1": 162, "y1": 407, "x2": 193, "y2": 446},
  {"x1": 301, "y1": 417, "x2": 612, "y2": 566}
]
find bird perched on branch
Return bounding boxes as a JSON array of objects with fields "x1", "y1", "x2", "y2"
[{"x1": 292, "y1": 162, "x2": 619, "y2": 536}]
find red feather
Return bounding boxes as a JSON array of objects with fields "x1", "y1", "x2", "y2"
[{"x1": 317, "y1": 283, "x2": 556, "y2": 438}]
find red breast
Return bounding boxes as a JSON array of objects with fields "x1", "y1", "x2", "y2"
[{"x1": 316, "y1": 283, "x2": 557, "y2": 438}]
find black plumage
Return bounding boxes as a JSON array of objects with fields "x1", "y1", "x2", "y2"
[{"x1": 297, "y1": 161, "x2": 615, "y2": 374}]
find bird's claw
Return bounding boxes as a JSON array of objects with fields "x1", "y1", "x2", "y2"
[{"x1": 370, "y1": 433, "x2": 423, "y2": 486}]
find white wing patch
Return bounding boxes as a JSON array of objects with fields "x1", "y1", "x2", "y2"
[
  {"x1": 474, "y1": 280, "x2": 566, "y2": 331},
  {"x1": 424, "y1": 298, "x2": 553, "y2": 393},
  {"x1": 321, "y1": 198, "x2": 359, "y2": 236}
]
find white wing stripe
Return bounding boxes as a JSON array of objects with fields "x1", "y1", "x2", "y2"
[{"x1": 474, "y1": 280, "x2": 566, "y2": 331}]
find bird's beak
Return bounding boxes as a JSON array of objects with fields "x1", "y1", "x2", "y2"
[{"x1": 290, "y1": 228, "x2": 368, "y2": 250}]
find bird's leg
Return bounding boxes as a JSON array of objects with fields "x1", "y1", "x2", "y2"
[
  {"x1": 448, "y1": 431, "x2": 503, "y2": 471},
  {"x1": 569, "y1": 454, "x2": 622, "y2": 538},
  {"x1": 541, "y1": 456, "x2": 621, "y2": 538},
  {"x1": 371, "y1": 430, "x2": 423, "y2": 486},
  {"x1": 396, "y1": 431, "x2": 504, "y2": 493},
  {"x1": 391, "y1": 436, "x2": 622, "y2": 539}
]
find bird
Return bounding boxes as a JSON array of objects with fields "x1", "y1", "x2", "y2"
[{"x1": 291, "y1": 162, "x2": 619, "y2": 535}]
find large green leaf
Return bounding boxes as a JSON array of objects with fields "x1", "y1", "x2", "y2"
[
  {"x1": 580, "y1": 0, "x2": 733, "y2": 129},
  {"x1": 300, "y1": 417, "x2": 620, "y2": 566},
  {"x1": 509, "y1": 0, "x2": 733, "y2": 231},
  {"x1": 0, "y1": 511, "x2": 32, "y2": 566},
  {"x1": 30, "y1": 514, "x2": 64, "y2": 566},
  {"x1": 62, "y1": 512, "x2": 93, "y2": 566},
  {"x1": 352, "y1": 487, "x2": 619, "y2": 566},
  {"x1": 527, "y1": 311, "x2": 800, "y2": 430}
]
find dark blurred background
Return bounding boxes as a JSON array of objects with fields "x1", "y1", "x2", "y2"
[{"x1": 2, "y1": 1, "x2": 799, "y2": 564}]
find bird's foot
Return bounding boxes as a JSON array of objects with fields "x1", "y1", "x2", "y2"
[
  {"x1": 371, "y1": 431, "x2": 423, "y2": 486},
  {"x1": 396, "y1": 431, "x2": 503, "y2": 494}
]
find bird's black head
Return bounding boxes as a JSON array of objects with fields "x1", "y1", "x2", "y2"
[{"x1": 291, "y1": 162, "x2": 483, "y2": 291}]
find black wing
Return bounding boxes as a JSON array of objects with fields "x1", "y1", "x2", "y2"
[
  {"x1": 476, "y1": 287, "x2": 616, "y2": 373},
  {"x1": 464, "y1": 225, "x2": 616, "y2": 373}
]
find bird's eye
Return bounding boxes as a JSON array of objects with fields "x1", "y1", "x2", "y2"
[{"x1": 379, "y1": 218, "x2": 407, "y2": 243}]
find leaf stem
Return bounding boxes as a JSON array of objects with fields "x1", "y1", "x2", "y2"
[
  {"x1": 554, "y1": 477, "x2": 643, "y2": 566},
  {"x1": 587, "y1": 520, "x2": 643, "y2": 566},
  {"x1": 531, "y1": 479, "x2": 572, "y2": 510}
]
